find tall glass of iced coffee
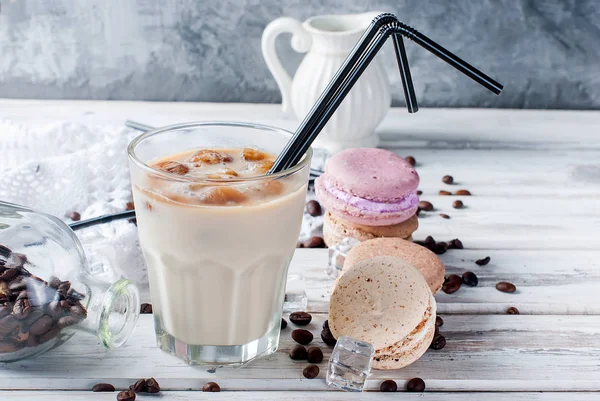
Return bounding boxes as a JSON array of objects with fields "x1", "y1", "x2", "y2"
[{"x1": 127, "y1": 122, "x2": 312, "y2": 365}]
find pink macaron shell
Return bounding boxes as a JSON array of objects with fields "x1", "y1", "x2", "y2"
[
  {"x1": 315, "y1": 177, "x2": 418, "y2": 226},
  {"x1": 324, "y1": 148, "x2": 419, "y2": 202}
]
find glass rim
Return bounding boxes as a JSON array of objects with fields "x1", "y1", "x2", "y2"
[{"x1": 127, "y1": 121, "x2": 313, "y2": 184}]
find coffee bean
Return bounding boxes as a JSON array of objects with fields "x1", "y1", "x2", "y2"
[
  {"x1": 438, "y1": 190, "x2": 452, "y2": 196},
  {"x1": 322, "y1": 319, "x2": 329, "y2": 330},
  {"x1": 452, "y1": 200, "x2": 464, "y2": 209},
  {"x1": 65, "y1": 211, "x2": 81, "y2": 221},
  {"x1": 431, "y1": 243, "x2": 447, "y2": 255},
  {"x1": 281, "y1": 318, "x2": 288, "y2": 330},
  {"x1": 434, "y1": 325, "x2": 440, "y2": 337},
  {"x1": 507, "y1": 306, "x2": 520, "y2": 314},
  {"x1": 289, "y1": 344, "x2": 308, "y2": 360},
  {"x1": 9, "y1": 279, "x2": 27, "y2": 292},
  {"x1": 202, "y1": 382, "x2": 221, "y2": 392},
  {"x1": 92, "y1": 383, "x2": 115, "y2": 392},
  {"x1": 455, "y1": 189, "x2": 471, "y2": 196},
  {"x1": 48, "y1": 276, "x2": 61, "y2": 289},
  {"x1": 407, "y1": 377, "x2": 426, "y2": 392},
  {"x1": 16, "y1": 290, "x2": 28, "y2": 300},
  {"x1": 476, "y1": 256, "x2": 491, "y2": 266},
  {"x1": 439, "y1": 213, "x2": 450, "y2": 219},
  {"x1": 418, "y1": 201, "x2": 433, "y2": 211},
  {"x1": 296, "y1": 242, "x2": 305, "y2": 248},
  {"x1": 462, "y1": 271, "x2": 479, "y2": 287},
  {"x1": 442, "y1": 275, "x2": 461, "y2": 294},
  {"x1": 496, "y1": 281, "x2": 517, "y2": 293},
  {"x1": 321, "y1": 328, "x2": 337, "y2": 346},
  {"x1": 0, "y1": 268, "x2": 19, "y2": 282},
  {"x1": 304, "y1": 236, "x2": 326, "y2": 248},
  {"x1": 140, "y1": 303, "x2": 153, "y2": 314},
  {"x1": 449, "y1": 238, "x2": 464, "y2": 249},
  {"x1": 70, "y1": 304, "x2": 87, "y2": 319},
  {"x1": 289, "y1": 311, "x2": 312, "y2": 326},
  {"x1": 145, "y1": 378, "x2": 160, "y2": 393},
  {"x1": 303, "y1": 364, "x2": 319, "y2": 379},
  {"x1": 0, "y1": 315, "x2": 19, "y2": 335},
  {"x1": 435, "y1": 316, "x2": 444, "y2": 327},
  {"x1": 429, "y1": 334, "x2": 446, "y2": 350},
  {"x1": 57, "y1": 315, "x2": 81, "y2": 329},
  {"x1": 117, "y1": 389, "x2": 136, "y2": 401},
  {"x1": 380, "y1": 379, "x2": 397, "y2": 392},
  {"x1": 13, "y1": 298, "x2": 31, "y2": 320},
  {"x1": 291, "y1": 329, "x2": 313, "y2": 345},
  {"x1": 405, "y1": 156, "x2": 416, "y2": 166},
  {"x1": 416, "y1": 190, "x2": 423, "y2": 195},
  {"x1": 307, "y1": 346, "x2": 323, "y2": 363},
  {"x1": 0, "y1": 245, "x2": 11, "y2": 258},
  {"x1": 442, "y1": 175, "x2": 454, "y2": 184},
  {"x1": 29, "y1": 315, "x2": 53, "y2": 336},
  {"x1": 424, "y1": 236, "x2": 435, "y2": 245},
  {"x1": 306, "y1": 200, "x2": 322, "y2": 217},
  {"x1": 130, "y1": 378, "x2": 146, "y2": 393}
]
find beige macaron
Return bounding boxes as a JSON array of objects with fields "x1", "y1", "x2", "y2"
[
  {"x1": 343, "y1": 237, "x2": 445, "y2": 294},
  {"x1": 329, "y1": 255, "x2": 436, "y2": 370},
  {"x1": 323, "y1": 211, "x2": 418, "y2": 247}
]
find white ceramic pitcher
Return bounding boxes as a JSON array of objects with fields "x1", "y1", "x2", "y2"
[{"x1": 262, "y1": 12, "x2": 391, "y2": 153}]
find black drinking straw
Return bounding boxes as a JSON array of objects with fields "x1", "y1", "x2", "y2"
[
  {"x1": 69, "y1": 210, "x2": 136, "y2": 231},
  {"x1": 269, "y1": 13, "x2": 503, "y2": 174}
]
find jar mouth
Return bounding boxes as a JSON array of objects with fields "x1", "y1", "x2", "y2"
[{"x1": 127, "y1": 121, "x2": 313, "y2": 184}]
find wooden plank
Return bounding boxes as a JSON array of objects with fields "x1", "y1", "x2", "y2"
[
  {"x1": 296, "y1": 249, "x2": 600, "y2": 315},
  {"x1": 1, "y1": 391, "x2": 598, "y2": 400},
  {"x1": 0, "y1": 315, "x2": 597, "y2": 392}
]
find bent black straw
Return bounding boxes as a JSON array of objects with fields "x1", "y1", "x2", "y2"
[
  {"x1": 69, "y1": 210, "x2": 136, "y2": 231},
  {"x1": 269, "y1": 13, "x2": 503, "y2": 173}
]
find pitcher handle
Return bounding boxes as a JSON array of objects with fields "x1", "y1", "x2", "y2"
[{"x1": 261, "y1": 17, "x2": 312, "y2": 115}]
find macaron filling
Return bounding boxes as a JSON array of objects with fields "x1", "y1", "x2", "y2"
[{"x1": 323, "y1": 178, "x2": 418, "y2": 214}]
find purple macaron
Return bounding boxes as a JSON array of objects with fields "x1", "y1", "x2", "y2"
[{"x1": 315, "y1": 148, "x2": 419, "y2": 226}]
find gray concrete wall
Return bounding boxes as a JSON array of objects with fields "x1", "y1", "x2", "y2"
[{"x1": 0, "y1": 0, "x2": 598, "y2": 109}]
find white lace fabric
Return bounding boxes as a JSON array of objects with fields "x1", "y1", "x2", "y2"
[{"x1": 0, "y1": 119, "x2": 147, "y2": 284}]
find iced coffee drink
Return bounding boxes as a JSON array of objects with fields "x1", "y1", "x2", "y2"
[{"x1": 128, "y1": 122, "x2": 311, "y2": 365}]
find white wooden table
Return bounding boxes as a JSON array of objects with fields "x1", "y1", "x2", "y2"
[{"x1": 1, "y1": 100, "x2": 599, "y2": 400}]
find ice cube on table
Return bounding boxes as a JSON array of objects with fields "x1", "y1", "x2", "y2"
[
  {"x1": 326, "y1": 237, "x2": 360, "y2": 278},
  {"x1": 326, "y1": 335, "x2": 375, "y2": 392}
]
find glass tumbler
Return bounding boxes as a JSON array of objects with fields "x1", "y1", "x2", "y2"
[{"x1": 128, "y1": 122, "x2": 312, "y2": 366}]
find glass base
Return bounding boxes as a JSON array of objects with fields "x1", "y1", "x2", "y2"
[{"x1": 154, "y1": 316, "x2": 280, "y2": 366}]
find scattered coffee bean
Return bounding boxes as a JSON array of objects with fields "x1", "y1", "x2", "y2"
[
  {"x1": 455, "y1": 189, "x2": 471, "y2": 196},
  {"x1": 291, "y1": 329, "x2": 313, "y2": 345},
  {"x1": 434, "y1": 325, "x2": 440, "y2": 337},
  {"x1": 321, "y1": 328, "x2": 337, "y2": 346},
  {"x1": 281, "y1": 318, "x2": 288, "y2": 330},
  {"x1": 431, "y1": 242, "x2": 447, "y2": 255},
  {"x1": 289, "y1": 344, "x2": 308, "y2": 360},
  {"x1": 307, "y1": 346, "x2": 323, "y2": 363},
  {"x1": 145, "y1": 378, "x2": 160, "y2": 393},
  {"x1": 303, "y1": 236, "x2": 326, "y2": 248},
  {"x1": 202, "y1": 382, "x2": 221, "y2": 392},
  {"x1": 65, "y1": 211, "x2": 81, "y2": 221},
  {"x1": 92, "y1": 383, "x2": 115, "y2": 392},
  {"x1": 439, "y1": 213, "x2": 450, "y2": 219},
  {"x1": 496, "y1": 281, "x2": 517, "y2": 293},
  {"x1": 442, "y1": 175, "x2": 454, "y2": 184},
  {"x1": 126, "y1": 201, "x2": 135, "y2": 211},
  {"x1": 424, "y1": 236, "x2": 435, "y2": 245},
  {"x1": 453, "y1": 200, "x2": 464, "y2": 209},
  {"x1": 442, "y1": 275, "x2": 462, "y2": 294},
  {"x1": 429, "y1": 334, "x2": 446, "y2": 350},
  {"x1": 418, "y1": 201, "x2": 434, "y2": 211},
  {"x1": 405, "y1": 156, "x2": 416, "y2": 166},
  {"x1": 435, "y1": 316, "x2": 444, "y2": 327},
  {"x1": 296, "y1": 242, "x2": 305, "y2": 248},
  {"x1": 476, "y1": 256, "x2": 491, "y2": 266},
  {"x1": 506, "y1": 306, "x2": 520, "y2": 315},
  {"x1": 462, "y1": 271, "x2": 479, "y2": 287},
  {"x1": 380, "y1": 379, "x2": 398, "y2": 392},
  {"x1": 131, "y1": 379, "x2": 146, "y2": 393},
  {"x1": 117, "y1": 389, "x2": 136, "y2": 401},
  {"x1": 289, "y1": 311, "x2": 312, "y2": 326},
  {"x1": 303, "y1": 364, "x2": 319, "y2": 379},
  {"x1": 449, "y1": 238, "x2": 464, "y2": 249},
  {"x1": 322, "y1": 319, "x2": 329, "y2": 330},
  {"x1": 407, "y1": 377, "x2": 426, "y2": 392},
  {"x1": 140, "y1": 303, "x2": 153, "y2": 314},
  {"x1": 306, "y1": 200, "x2": 322, "y2": 217},
  {"x1": 439, "y1": 190, "x2": 452, "y2": 196},
  {"x1": 416, "y1": 190, "x2": 423, "y2": 195}
]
